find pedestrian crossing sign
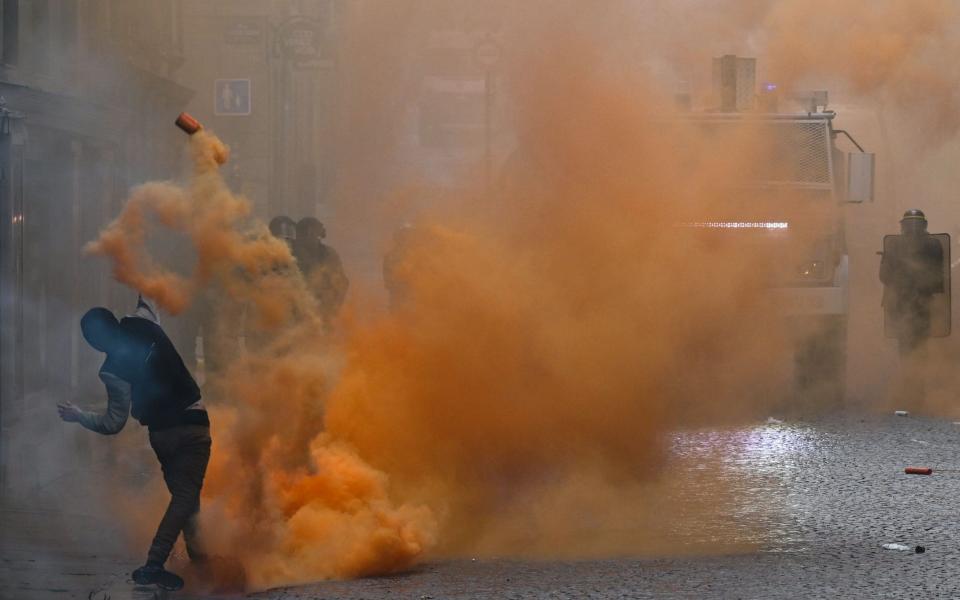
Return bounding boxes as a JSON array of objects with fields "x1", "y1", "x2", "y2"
[{"x1": 214, "y1": 79, "x2": 252, "y2": 116}]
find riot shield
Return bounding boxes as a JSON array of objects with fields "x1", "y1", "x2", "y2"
[{"x1": 883, "y1": 233, "x2": 951, "y2": 338}]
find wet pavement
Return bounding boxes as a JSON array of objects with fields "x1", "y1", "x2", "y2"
[{"x1": 5, "y1": 412, "x2": 960, "y2": 599}]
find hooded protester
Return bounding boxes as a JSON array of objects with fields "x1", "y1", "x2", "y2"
[{"x1": 57, "y1": 295, "x2": 209, "y2": 592}]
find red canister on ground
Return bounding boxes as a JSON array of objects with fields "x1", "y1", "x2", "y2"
[{"x1": 905, "y1": 467, "x2": 933, "y2": 475}]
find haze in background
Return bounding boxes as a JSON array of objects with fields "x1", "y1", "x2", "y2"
[{"x1": 67, "y1": 0, "x2": 960, "y2": 591}]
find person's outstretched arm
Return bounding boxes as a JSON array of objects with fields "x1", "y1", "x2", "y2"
[{"x1": 58, "y1": 372, "x2": 131, "y2": 435}]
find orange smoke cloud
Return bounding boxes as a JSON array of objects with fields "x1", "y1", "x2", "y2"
[
  {"x1": 761, "y1": 0, "x2": 960, "y2": 136},
  {"x1": 89, "y1": 100, "x2": 794, "y2": 589},
  {"x1": 86, "y1": 131, "x2": 296, "y2": 322},
  {"x1": 88, "y1": 130, "x2": 437, "y2": 589},
  {"x1": 86, "y1": 1, "x2": 944, "y2": 590},
  {"x1": 84, "y1": 181, "x2": 193, "y2": 313},
  {"x1": 320, "y1": 53, "x2": 800, "y2": 556},
  {"x1": 200, "y1": 337, "x2": 437, "y2": 588}
]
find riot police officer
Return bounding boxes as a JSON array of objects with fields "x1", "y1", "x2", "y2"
[
  {"x1": 294, "y1": 217, "x2": 349, "y2": 328},
  {"x1": 268, "y1": 215, "x2": 297, "y2": 251},
  {"x1": 880, "y1": 209, "x2": 945, "y2": 358}
]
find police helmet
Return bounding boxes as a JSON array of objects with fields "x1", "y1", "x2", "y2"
[
  {"x1": 900, "y1": 209, "x2": 929, "y2": 236},
  {"x1": 900, "y1": 209, "x2": 927, "y2": 222},
  {"x1": 269, "y1": 215, "x2": 297, "y2": 241},
  {"x1": 296, "y1": 217, "x2": 326, "y2": 240}
]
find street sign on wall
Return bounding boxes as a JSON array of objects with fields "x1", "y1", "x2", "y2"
[
  {"x1": 214, "y1": 79, "x2": 252, "y2": 116},
  {"x1": 224, "y1": 18, "x2": 264, "y2": 45}
]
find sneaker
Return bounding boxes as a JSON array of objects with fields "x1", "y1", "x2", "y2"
[{"x1": 132, "y1": 564, "x2": 185, "y2": 591}]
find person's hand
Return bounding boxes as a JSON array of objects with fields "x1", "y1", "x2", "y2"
[{"x1": 57, "y1": 401, "x2": 83, "y2": 423}]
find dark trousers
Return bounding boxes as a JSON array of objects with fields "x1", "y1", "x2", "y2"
[{"x1": 147, "y1": 424, "x2": 212, "y2": 567}]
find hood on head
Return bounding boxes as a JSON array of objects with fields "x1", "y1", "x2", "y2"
[{"x1": 80, "y1": 307, "x2": 121, "y2": 353}]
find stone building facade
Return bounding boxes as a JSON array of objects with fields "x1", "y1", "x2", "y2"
[{"x1": 0, "y1": 0, "x2": 193, "y2": 501}]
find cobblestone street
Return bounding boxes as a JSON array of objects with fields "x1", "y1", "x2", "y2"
[{"x1": 5, "y1": 411, "x2": 960, "y2": 599}]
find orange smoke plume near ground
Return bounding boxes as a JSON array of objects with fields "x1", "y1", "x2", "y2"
[
  {"x1": 199, "y1": 329, "x2": 438, "y2": 587},
  {"x1": 88, "y1": 130, "x2": 438, "y2": 589}
]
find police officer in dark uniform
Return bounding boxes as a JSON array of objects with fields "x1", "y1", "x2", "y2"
[
  {"x1": 880, "y1": 209, "x2": 945, "y2": 358},
  {"x1": 268, "y1": 215, "x2": 297, "y2": 251},
  {"x1": 294, "y1": 217, "x2": 349, "y2": 328}
]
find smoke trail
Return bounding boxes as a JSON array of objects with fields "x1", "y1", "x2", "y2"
[
  {"x1": 86, "y1": 131, "x2": 300, "y2": 325},
  {"x1": 83, "y1": 181, "x2": 193, "y2": 313}
]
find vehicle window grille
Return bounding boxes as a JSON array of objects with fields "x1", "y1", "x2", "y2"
[{"x1": 699, "y1": 120, "x2": 832, "y2": 185}]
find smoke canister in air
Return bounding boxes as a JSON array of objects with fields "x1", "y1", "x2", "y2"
[
  {"x1": 176, "y1": 112, "x2": 202, "y2": 135},
  {"x1": 905, "y1": 467, "x2": 933, "y2": 475}
]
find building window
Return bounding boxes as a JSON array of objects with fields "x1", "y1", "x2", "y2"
[
  {"x1": 58, "y1": 0, "x2": 77, "y2": 79},
  {"x1": 2, "y1": 0, "x2": 19, "y2": 67},
  {"x1": 30, "y1": 0, "x2": 50, "y2": 75}
]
